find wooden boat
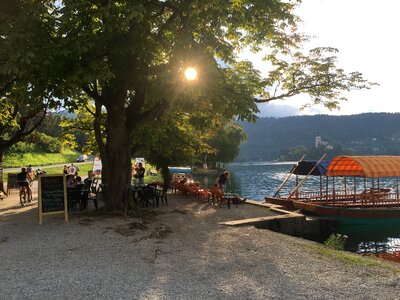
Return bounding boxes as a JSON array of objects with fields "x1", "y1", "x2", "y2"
[
  {"x1": 289, "y1": 156, "x2": 400, "y2": 220},
  {"x1": 265, "y1": 158, "x2": 330, "y2": 210}
]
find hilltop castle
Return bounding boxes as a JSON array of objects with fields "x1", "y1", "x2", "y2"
[{"x1": 315, "y1": 135, "x2": 333, "y2": 150}]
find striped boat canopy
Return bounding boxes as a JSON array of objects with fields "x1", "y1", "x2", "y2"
[{"x1": 327, "y1": 156, "x2": 400, "y2": 177}]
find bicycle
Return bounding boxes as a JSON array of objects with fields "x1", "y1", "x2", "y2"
[{"x1": 18, "y1": 183, "x2": 32, "y2": 207}]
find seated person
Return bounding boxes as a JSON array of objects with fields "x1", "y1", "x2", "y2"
[
  {"x1": 66, "y1": 175, "x2": 76, "y2": 188},
  {"x1": 84, "y1": 177, "x2": 92, "y2": 186},
  {"x1": 75, "y1": 176, "x2": 83, "y2": 185}
]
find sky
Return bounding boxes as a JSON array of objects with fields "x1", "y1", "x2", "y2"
[{"x1": 250, "y1": 0, "x2": 400, "y2": 118}]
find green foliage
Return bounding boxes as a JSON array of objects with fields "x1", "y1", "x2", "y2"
[
  {"x1": 278, "y1": 145, "x2": 308, "y2": 161},
  {"x1": 37, "y1": 133, "x2": 63, "y2": 153},
  {"x1": 36, "y1": 113, "x2": 63, "y2": 138},
  {"x1": 59, "y1": 101, "x2": 104, "y2": 155},
  {"x1": 308, "y1": 244, "x2": 400, "y2": 272},
  {"x1": 135, "y1": 114, "x2": 209, "y2": 169},
  {"x1": 207, "y1": 123, "x2": 247, "y2": 166},
  {"x1": 2, "y1": 0, "x2": 377, "y2": 208},
  {"x1": 135, "y1": 107, "x2": 247, "y2": 171},
  {"x1": 7, "y1": 142, "x2": 35, "y2": 154},
  {"x1": 324, "y1": 233, "x2": 348, "y2": 251},
  {"x1": 22, "y1": 132, "x2": 63, "y2": 153},
  {"x1": 0, "y1": 0, "x2": 53, "y2": 168},
  {"x1": 258, "y1": 47, "x2": 377, "y2": 108}
]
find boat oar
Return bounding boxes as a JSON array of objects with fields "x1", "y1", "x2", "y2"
[
  {"x1": 288, "y1": 153, "x2": 327, "y2": 200},
  {"x1": 272, "y1": 154, "x2": 305, "y2": 197}
]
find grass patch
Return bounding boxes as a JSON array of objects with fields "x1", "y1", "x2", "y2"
[
  {"x1": 4, "y1": 150, "x2": 80, "y2": 168},
  {"x1": 307, "y1": 244, "x2": 400, "y2": 273},
  {"x1": 144, "y1": 174, "x2": 162, "y2": 184},
  {"x1": 41, "y1": 162, "x2": 93, "y2": 176}
]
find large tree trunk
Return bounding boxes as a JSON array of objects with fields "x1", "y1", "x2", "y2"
[
  {"x1": 102, "y1": 106, "x2": 133, "y2": 211},
  {"x1": 161, "y1": 164, "x2": 171, "y2": 188},
  {"x1": 87, "y1": 84, "x2": 167, "y2": 211}
]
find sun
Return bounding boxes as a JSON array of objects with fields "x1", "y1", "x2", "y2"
[{"x1": 184, "y1": 67, "x2": 198, "y2": 81}]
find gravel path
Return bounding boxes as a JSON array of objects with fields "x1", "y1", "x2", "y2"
[{"x1": 0, "y1": 191, "x2": 399, "y2": 299}]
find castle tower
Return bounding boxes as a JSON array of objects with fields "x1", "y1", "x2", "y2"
[{"x1": 315, "y1": 135, "x2": 322, "y2": 148}]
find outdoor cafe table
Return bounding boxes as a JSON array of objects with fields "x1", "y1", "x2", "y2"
[{"x1": 221, "y1": 193, "x2": 237, "y2": 209}]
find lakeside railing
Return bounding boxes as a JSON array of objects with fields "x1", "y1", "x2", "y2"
[{"x1": 293, "y1": 189, "x2": 400, "y2": 208}]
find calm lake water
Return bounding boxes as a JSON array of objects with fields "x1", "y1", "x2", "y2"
[{"x1": 193, "y1": 162, "x2": 400, "y2": 257}]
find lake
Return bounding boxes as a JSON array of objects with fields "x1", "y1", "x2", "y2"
[{"x1": 193, "y1": 162, "x2": 400, "y2": 259}]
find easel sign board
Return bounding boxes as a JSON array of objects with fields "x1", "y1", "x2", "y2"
[
  {"x1": 135, "y1": 157, "x2": 145, "y2": 167},
  {"x1": 38, "y1": 175, "x2": 68, "y2": 225},
  {"x1": 92, "y1": 157, "x2": 102, "y2": 176},
  {"x1": 7, "y1": 173, "x2": 19, "y2": 193}
]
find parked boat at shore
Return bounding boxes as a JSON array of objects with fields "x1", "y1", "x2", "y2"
[
  {"x1": 265, "y1": 158, "x2": 330, "y2": 210},
  {"x1": 266, "y1": 156, "x2": 400, "y2": 221}
]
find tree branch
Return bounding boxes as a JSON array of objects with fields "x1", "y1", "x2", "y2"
[
  {"x1": 126, "y1": 98, "x2": 169, "y2": 136},
  {"x1": 254, "y1": 82, "x2": 333, "y2": 103},
  {"x1": 165, "y1": 128, "x2": 200, "y2": 151},
  {"x1": 83, "y1": 84, "x2": 104, "y2": 104},
  {"x1": 85, "y1": 103, "x2": 96, "y2": 117},
  {"x1": 4, "y1": 106, "x2": 47, "y2": 149}
]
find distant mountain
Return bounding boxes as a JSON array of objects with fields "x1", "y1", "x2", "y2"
[
  {"x1": 57, "y1": 109, "x2": 77, "y2": 119},
  {"x1": 237, "y1": 113, "x2": 400, "y2": 161}
]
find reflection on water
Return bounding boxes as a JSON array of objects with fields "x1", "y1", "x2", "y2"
[
  {"x1": 339, "y1": 221, "x2": 400, "y2": 257},
  {"x1": 192, "y1": 162, "x2": 400, "y2": 258}
]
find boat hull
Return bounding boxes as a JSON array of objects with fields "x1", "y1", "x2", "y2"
[
  {"x1": 293, "y1": 200, "x2": 400, "y2": 220},
  {"x1": 264, "y1": 196, "x2": 295, "y2": 210}
]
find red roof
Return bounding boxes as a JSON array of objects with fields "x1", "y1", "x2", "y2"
[{"x1": 327, "y1": 156, "x2": 400, "y2": 177}]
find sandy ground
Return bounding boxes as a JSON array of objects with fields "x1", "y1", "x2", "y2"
[{"x1": 1, "y1": 186, "x2": 400, "y2": 299}]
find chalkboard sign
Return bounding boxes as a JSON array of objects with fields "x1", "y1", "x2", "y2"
[
  {"x1": 7, "y1": 173, "x2": 19, "y2": 192},
  {"x1": 38, "y1": 175, "x2": 68, "y2": 224}
]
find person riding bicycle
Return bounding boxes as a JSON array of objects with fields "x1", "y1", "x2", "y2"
[
  {"x1": 17, "y1": 167, "x2": 32, "y2": 205},
  {"x1": 27, "y1": 164, "x2": 34, "y2": 176}
]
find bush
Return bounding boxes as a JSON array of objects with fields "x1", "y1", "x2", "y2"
[
  {"x1": 39, "y1": 134, "x2": 63, "y2": 153},
  {"x1": 25, "y1": 132, "x2": 63, "y2": 153},
  {"x1": 7, "y1": 142, "x2": 35, "y2": 154},
  {"x1": 324, "y1": 233, "x2": 348, "y2": 251}
]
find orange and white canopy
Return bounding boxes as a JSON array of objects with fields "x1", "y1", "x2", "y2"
[{"x1": 327, "y1": 156, "x2": 400, "y2": 178}]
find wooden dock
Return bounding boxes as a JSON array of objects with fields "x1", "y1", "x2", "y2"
[{"x1": 219, "y1": 199, "x2": 335, "y2": 236}]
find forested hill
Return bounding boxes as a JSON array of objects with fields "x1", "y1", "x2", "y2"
[{"x1": 237, "y1": 113, "x2": 400, "y2": 161}]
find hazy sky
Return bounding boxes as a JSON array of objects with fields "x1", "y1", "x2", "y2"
[{"x1": 253, "y1": 0, "x2": 399, "y2": 118}]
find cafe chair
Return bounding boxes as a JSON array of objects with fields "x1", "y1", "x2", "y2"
[
  {"x1": 132, "y1": 186, "x2": 144, "y2": 205},
  {"x1": 85, "y1": 183, "x2": 101, "y2": 210},
  {"x1": 90, "y1": 178, "x2": 98, "y2": 195},
  {"x1": 156, "y1": 185, "x2": 169, "y2": 206},
  {"x1": 142, "y1": 185, "x2": 157, "y2": 208},
  {"x1": 80, "y1": 189, "x2": 90, "y2": 210},
  {"x1": 67, "y1": 187, "x2": 82, "y2": 211}
]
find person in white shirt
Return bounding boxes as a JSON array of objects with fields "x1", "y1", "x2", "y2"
[{"x1": 68, "y1": 163, "x2": 77, "y2": 176}]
